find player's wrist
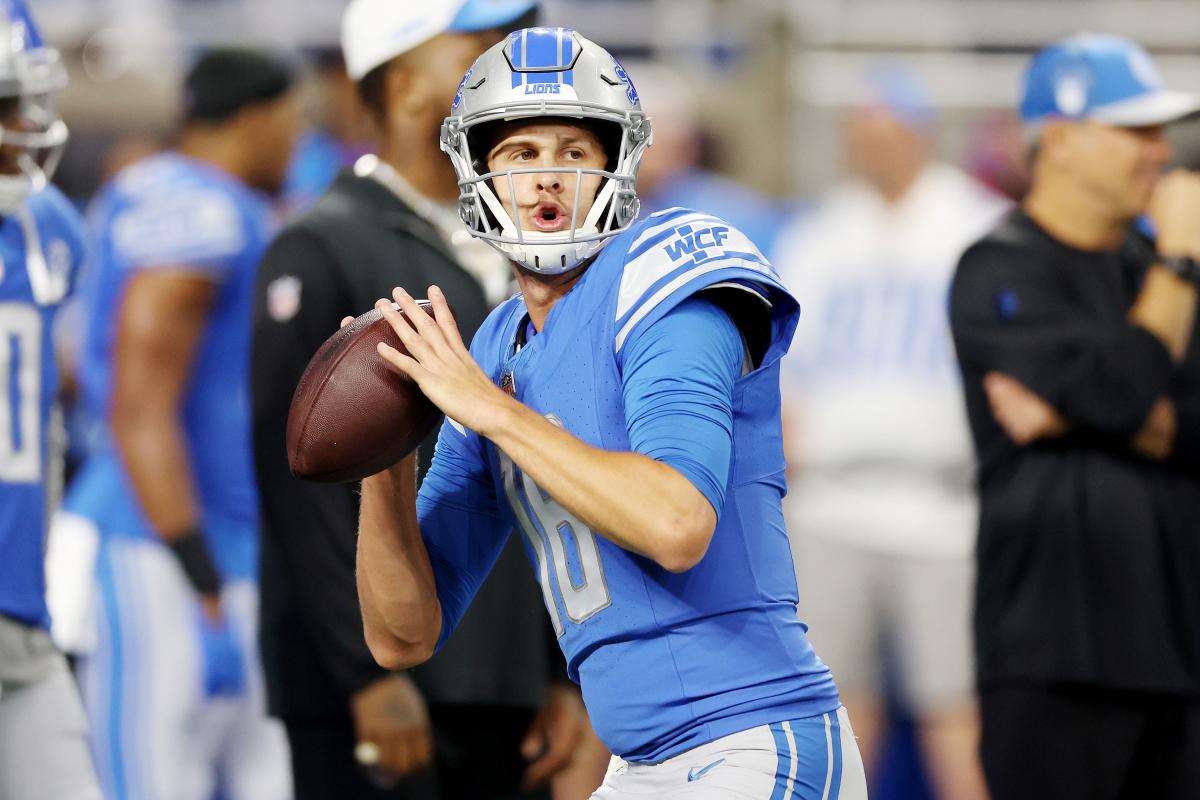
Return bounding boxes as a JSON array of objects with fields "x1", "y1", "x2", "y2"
[
  {"x1": 368, "y1": 452, "x2": 416, "y2": 489},
  {"x1": 474, "y1": 392, "x2": 525, "y2": 443},
  {"x1": 166, "y1": 527, "x2": 223, "y2": 597},
  {"x1": 1156, "y1": 254, "x2": 1200, "y2": 287}
]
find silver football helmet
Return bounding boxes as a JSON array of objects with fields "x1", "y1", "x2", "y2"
[
  {"x1": 441, "y1": 27, "x2": 651, "y2": 275},
  {"x1": 0, "y1": 1, "x2": 68, "y2": 213}
]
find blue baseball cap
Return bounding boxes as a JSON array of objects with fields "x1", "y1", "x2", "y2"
[
  {"x1": 858, "y1": 62, "x2": 936, "y2": 130},
  {"x1": 342, "y1": 0, "x2": 538, "y2": 81},
  {"x1": 1020, "y1": 33, "x2": 1200, "y2": 127}
]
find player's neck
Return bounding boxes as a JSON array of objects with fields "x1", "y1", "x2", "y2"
[
  {"x1": 515, "y1": 262, "x2": 588, "y2": 332},
  {"x1": 870, "y1": 158, "x2": 926, "y2": 205},
  {"x1": 1024, "y1": 179, "x2": 1129, "y2": 252},
  {"x1": 176, "y1": 129, "x2": 248, "y2": 185},
  {"x1": 378, "y1": 138, "x2": 459, "y2": 204}
]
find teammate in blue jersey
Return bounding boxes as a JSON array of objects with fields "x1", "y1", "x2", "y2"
[
  {"x1": 0, "y1": 2, "x2": 101, "y2": 797},
  {"x1": 354, "y1": 28, "x2": 868, "y2": 798},
  {"x1": 54, "y1": 50, "x2": 300, "y2": 800}
]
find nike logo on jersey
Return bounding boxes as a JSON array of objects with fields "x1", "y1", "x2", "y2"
[{"x1": 686, "y1": 758, "x2": 725, "y2": 782}]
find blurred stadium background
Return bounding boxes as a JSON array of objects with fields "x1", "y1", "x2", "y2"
[
  {"x1": 35, "y1": 0, "x2": 1200, "y2": 206},
  {"x1": 26, "y1": 2, "x2": 1200, "y2": 798}
]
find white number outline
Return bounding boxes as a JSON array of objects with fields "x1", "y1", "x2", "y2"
[
  {"x1": 499, "y1": 415, "x2": 611, "y2": 636},
  {"x1": 0, "y1": 301, "x2": 43, "y2": 483}
]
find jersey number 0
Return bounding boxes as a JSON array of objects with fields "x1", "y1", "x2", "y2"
[{"x1": 0, "y1": 302, "x2": 42, "y2": 483}]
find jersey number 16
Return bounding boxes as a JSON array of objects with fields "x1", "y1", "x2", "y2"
[{"x1": 499, "y1": 416, "x2": 611, "y2": 637}]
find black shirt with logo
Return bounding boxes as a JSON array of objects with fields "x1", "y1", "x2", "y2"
[{"x1": 950, "y1": 209, "x2": 1200, "y2": 695}]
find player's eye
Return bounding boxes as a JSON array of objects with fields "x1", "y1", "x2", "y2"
[
  {"x1": 563, "y1": 149, "x2": 584, "y2": 161},
  {"x1": 515, "y1": 149, "x2": 536, "y2": 161}
]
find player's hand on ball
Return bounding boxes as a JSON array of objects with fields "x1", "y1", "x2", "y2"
[
  {"x1": 351, "y1": 673, "x2": 433, "y2": 778},
  {"x1": 376, "y1": 285, "x2": 512, "y2": 437}
]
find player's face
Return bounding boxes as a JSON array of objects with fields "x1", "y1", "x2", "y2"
[
  {"x1": 486, "y1": 123, "x2": 607, "y2": 234},
  {"x1": 250, "y1": 91, "x2": 302, "y2": 195},
  {"x1": 1060, "y1": 120, "x2": 1172, "y2": 216},
  {"x1": 0, "y1": 96, "x2": 20, "y2": 176},
  {"x1": 420, "y1": 32, "x2": 501, "y2": 122},
  {"x1": 843, "y1": 107, "x2": 926, "y2": 195}
]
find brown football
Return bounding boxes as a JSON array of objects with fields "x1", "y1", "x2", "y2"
[{"x1": 287, "y1": 301, "x2": 442, "y2": 482}]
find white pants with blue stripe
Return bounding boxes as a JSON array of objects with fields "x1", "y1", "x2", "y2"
[
  {"x1": 73, "y1": 534, "x2": 292, "y2": 800},
  {"x1": 592, "y1": 707, "x2": 867, "y2": 799}
]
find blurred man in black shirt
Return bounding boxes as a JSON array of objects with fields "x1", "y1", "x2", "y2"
[{"x1": 950, "y1": 33, "x2": 1200, "y2": 800}]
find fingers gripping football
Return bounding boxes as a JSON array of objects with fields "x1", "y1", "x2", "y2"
[{"x1": 375, "y1": 286, "x2": 510, "y2": 437}]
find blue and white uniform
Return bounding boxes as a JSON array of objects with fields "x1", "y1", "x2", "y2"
[
  {"x1": 59, "y1": 152, "x2": 291, "y2": 800},
  {"x1": 417, "y1": 208, "x2": 865, "y2": 797},
  {"x1": 0, "y1": 185, "x2": 84, "y2": 626},
  {"x1": 0, "y1": 183, "x2": 102, "y2": 800}
]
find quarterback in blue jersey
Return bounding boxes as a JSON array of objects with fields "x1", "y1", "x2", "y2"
[
  {"x1": 56, "y1": 50, "x2": 298, "y2": 800},
  {"x1": 0, "y1": 2, "x2": 101, "y2": 798},
  {"x1": 355, "y1": 28, "x2": 868, "y2": 799}
]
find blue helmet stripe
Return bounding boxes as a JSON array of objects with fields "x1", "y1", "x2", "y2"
[
  {"x1": 7, "y1": 0, "x2": 43, "y2": 49},
  {"x1": 507, "y1": 28, "x2": 579, "y2": 89},
  {"x1": 526, "y1": 27, "x2": 559, "y2": 74}
]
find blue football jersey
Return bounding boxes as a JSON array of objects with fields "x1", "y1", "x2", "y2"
[
  {"x1": 0, "y1": 185, "x2": 86, "y2": 626},
  {"x1": 68, "y1": 153, "x2": 275, "y2": 581},
  {"x1": 418, "y1": 207, "x2": 839, "y2": 762}
]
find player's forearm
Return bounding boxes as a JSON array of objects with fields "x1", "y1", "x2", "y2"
[
  {"x1": 484, "y1": 400, "x2": 716, "y2": 572},
  {"x1": 111, "y1": 410, "x2": 200, "y2": 537},
  {"x1": 357, "y1": 455, "x2": 442, "y2": 668},
  {"x1": 1130, "y1": 266, "x2": 1198, "y2": 362}
]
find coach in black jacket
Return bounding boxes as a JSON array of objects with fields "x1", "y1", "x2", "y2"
[
  {"x1": 251, "y1": 3, "x2": 584, "y2": 799},
  {"x1": 949, "y1": 35, "x2": 1200, "y2": 800}
]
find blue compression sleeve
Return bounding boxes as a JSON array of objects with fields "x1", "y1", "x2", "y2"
[{"x1": 621, "y1": 296, "x2": 743, "y2": 516}]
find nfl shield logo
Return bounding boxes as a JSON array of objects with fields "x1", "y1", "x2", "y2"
[
  {"x1": 267, "y1": 275, "x2": 302, "y2": 322},
  {"x1": 500, "y1": 371, "x2": 516, "y2": 397}
]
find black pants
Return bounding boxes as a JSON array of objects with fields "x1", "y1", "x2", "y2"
[
  {"x1": 286, "y1": 704, "x2": 550, "y2": 800},
  {"x1": 980, "y1": 683, "x2": 1200, "y2": 800}
]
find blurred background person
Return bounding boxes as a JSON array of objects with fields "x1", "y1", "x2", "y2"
[
  {"x1": 950, "y1": 34, "x2": 1200, "y2": 800},
  {"x1": 773, "y1": 63, "x2": 1006, "y2": 799},
  {"x1": 628, "y1": 59, "x2": 785, "y2": 254},
  {"x1": 963, "y1": 111, "x2": 1030, "y2": 205},
  {"x1": 252, "y1": 3, "x2": 588, "y2": 799},
  {"x1": 52, "y1": 48, "x2": 300, "y2": 800},
  {"x1": 280, "y1": 47, "x2": 373, "y2": 214},
  {"x1": 0, "y1": 2, "x2": 100, "y2": 798}
]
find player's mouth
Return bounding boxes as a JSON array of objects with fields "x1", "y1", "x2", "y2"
[{"x1": 530, "y1": 202, "x2": 571, "y2": 232}]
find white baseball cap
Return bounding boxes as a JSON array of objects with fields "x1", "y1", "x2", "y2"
[{"x1": 342, "y1": 0, "x2": 538, "y2": 81}]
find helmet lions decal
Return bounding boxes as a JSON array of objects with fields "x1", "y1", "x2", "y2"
[{"x1": 441, "y1": 27, "x2": 652, "y2": 275}]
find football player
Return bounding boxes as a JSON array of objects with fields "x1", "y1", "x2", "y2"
[
  {"x1": 56, "y1": 49, "x2": 299, "y2": 800},
  {"x1": 355, "y1": 28, "x2": 868, "y2": 799},
  {"x1": 0, "y1": 2, "x2": 100, "y2": 798}
]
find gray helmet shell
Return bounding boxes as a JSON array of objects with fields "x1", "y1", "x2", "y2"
[{"x1": 441, "y1": 27, "x2": 651, "y2": 275}]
